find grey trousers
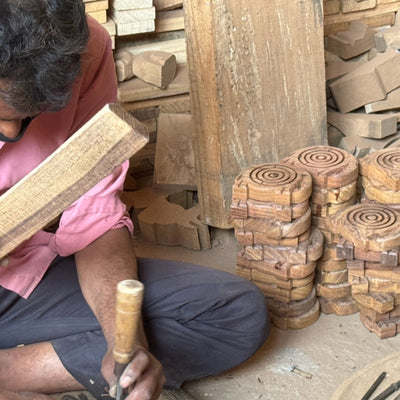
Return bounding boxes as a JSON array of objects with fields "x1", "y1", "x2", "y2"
[{"x1": 0, "y1": 256, "x2": 270, "y2": 399}]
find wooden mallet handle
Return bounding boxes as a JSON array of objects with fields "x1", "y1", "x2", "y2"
[{"x1": 113, "y1": 280, "x2": 144, "y2": 367}]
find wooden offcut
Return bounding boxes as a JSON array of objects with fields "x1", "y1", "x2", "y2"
[
  {"x1": 0, "y1": 104, "x2": 149, "y2": 259},
  {"x1": 183, "y1": 0, "x2": 327, "y2": 228}
]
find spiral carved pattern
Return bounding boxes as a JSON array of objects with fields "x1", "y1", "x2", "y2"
[
  {"x1": 346, "y1": 205, "x2": 397, "y2": 230},
  {"x1": 297, "y1": 147, "x2": 345, "y2": 168},
  {"x1": 376, "y1": 150, "x2": 400, "y2": 171},
  {"x1": 249, "y1": 164, "x2": 297, "y2": 186}
]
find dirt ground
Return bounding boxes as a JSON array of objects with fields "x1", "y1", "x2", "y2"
[{"x1": 133, "y1": 228, "x2": 400, "y2": 400}]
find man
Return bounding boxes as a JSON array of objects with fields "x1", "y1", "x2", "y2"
[{"x1": 0, "y1": 1, "x2": 270, "y2": 400}]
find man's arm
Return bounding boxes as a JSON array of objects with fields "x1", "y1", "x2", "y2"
[{"x1": 75, "y1": 227, "x2": 165, "y2": 400}]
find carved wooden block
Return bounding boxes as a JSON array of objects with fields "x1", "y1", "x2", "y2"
[
  {"x1": 336, "y1": 238, "x2": 354, "y2": 260},
  {"x1": 365, "y1": 86, "x2": 400, "y2": 113},
  {"x1": 353, "y1": 292, "x2": 395, "y2": 314},
  {"x1": 254, "y1": 280, "x2": 314, "y2": 303},
  {"x1": 252, "y1": 270, "x2": 315, "y2": 290},
  {"x1": 236, "y1": 253, "x2": 317, "y2": 280},
  {"x1": 325, "y1": 59, "x2": 367, "y2": 81},
  {"x1": 350, "y1": 276, "x2": 369, "y2": 294},
  {"x1": 269, "y1": 300, "x2": 320, "y2": 330},
  {"x1": 311, "y1": 197, "x2": 355, "y2": 218},
  {"x1": 231, "y1": 208, "x2": 311, "y2": 239},
  {"x1": 327, "y1": 109, "x2": 398, "y2": 139},
  {"x1": 234, "y1": 228, "x2": 311, "y2": 247},
  {"x1": 311, "y1": 181, "x2": 357, "y2": 205},
  {"x1": 266, "y1": 287, "x2": 317, "y2": 318},
  {"x1": 281, "y1": 145, "x2": 359, "y2": 188},
  {"x1": 317, "y1": 258, "x2": 348, "y2": 272},
  {"x1": 230, "y1": 198, "x2": 309, "y2": 222},
  {"x1": 359, "y1": 313, "x2": 398, "y2": 339},
  {"x1": 329, "y1": 50, "x2": 400, "y2": 113},
  {"x1": 362, "y1": 176, "x2": 400, "y2": 204},
  {"x1": 326, "y1": 21, "x2": 376, "y2": 59},
  {"x1": 316, "y1": 282, "x2": 352, "y2": 299},
  {"x1": 235, "y1": 265, "x2": 251, "y2": 281},
  {"x1": 357, "y1": 303, "x2": 400, "y2": 323},
  {"x1": 320, "y1": 244, "x2": 346, "y2": 261},
  {"x1": 316, "y1": 269, "x2": 348, "y2": 285},
  {"x1": 318, "y1": 296, "x2": 359, "y2": 316},
  {"x1": 360, "y1": 148, "x2": 400, "y2": 191},
  {"x1": 326, "y1": 203, "x2": 400, "y2": 252},
  {"x1": 232, "y1": 164, "x2": 312, "y2": 205}
]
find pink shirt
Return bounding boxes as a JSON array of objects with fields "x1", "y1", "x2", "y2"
[{"x1": 0, "y1": 16, "x2": 133, "y2": 298}]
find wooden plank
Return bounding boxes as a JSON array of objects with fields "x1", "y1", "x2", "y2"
[
  {"x1": 155, "y1": 9, "x2": 184, "y2": 33},
  {"x1": 153, "y1": 0, "x2": 183, "y2": 11},
  {"x1": 111, "y1": 18, "x2": 155, "y2": 36},
  {"x1": 153, "y1": 113, "x2": 196, "y2": 189},
  {"x1": 84, "y1": 0, "x2": 108, "y2": 13},
  {"x1": 117, "y1": 63, "x2": 189, "y2": 103},
  {"x1": 110, "y1": 7, "x2": 156, "y2": 24},
  {"x1": 110, "y1": 0, "x2": 153, "y2": 10},
  {"x1": 0, "y1": 104, "x2": 148, "y2": 259},
  {"x1": 183, "y1": 0, "x2": 327, "y2": 228},
  {"x1": 87, "y1": 9, "x2": 107, "y2": 23},
  {"x1": 120, "y1": 93, "x2": 191, "y2": 113}
]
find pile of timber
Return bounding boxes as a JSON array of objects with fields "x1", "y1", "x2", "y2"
[
  {"x1": 281, "y1": 146, "x2": 360, "y2": 316},
  {"x1": 326, "y1": 16, "x2": 400, "y2": 157},
  {"x1": 327, "y1": 203, "x2": 400, "y2": 339},
  {"x1": 229, "y1": 164, "x2": 322, "y2": 330}
]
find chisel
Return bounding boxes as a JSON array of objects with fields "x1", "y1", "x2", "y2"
[{"x1": 113, "y1": 279, "x2": 145, "y2": 400}]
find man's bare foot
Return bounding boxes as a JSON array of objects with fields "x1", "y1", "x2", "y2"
[{"x1": 0, "y1": 390, "x2": 50, "y2": 400}]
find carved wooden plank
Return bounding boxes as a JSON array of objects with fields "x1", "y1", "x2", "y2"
[
  {"x1": 362, "y1": 176, "x2": 400, "y2": 204},
  {"x1": 360, "y1": 148, "x2": 400, "y2": 191},
  {"x1": 231, "y1": 164, "x2": 312, "y2": 205},
  {"x1": 267, "y1": 287, "x2": 317, "y2": 317},
  {"x1": 320, "y1": 244, "x2": 346, "y2": 261},
  {"x1": 316, "y1": 282, "x2": 352, "y2": 299},
  {"x1": 329, "y1": 50, "x2": 400, "y2": 113},
  {"x1": 316, "y1": 269, "x2": 348, "y2": 284},
  {"x1": 184, "y1": 0, "x2": 326, "y2": 228},
  {"x1": 153, "y1": 0, "x2": 182, "y2": 11},
  {"x1": 0, "y1": 104, "x2": 148, "y2": 258},
  {"x1": 374, "y1": 16, "x2": 400, "y2": 52},
  {"x1": 327, "y1": 109, "x2": 398, "y2": 139},
  {"x1": 326, "y1": 203, "x2": 400, "y2": 252},
  {"x1": 317, "y1": 258, "x2": 348, "y2": 272},
  {"x1": 251, "y1": 270, "x2": 315, "y2": 290},
  {"x1": 234, "y1": 228, "x2": 311, "y2": 247},
  {"x1": 109, "y1": 0, "x2": 153, "y2": 10},
  {"x1": 326, "y1": 21, "x2": 375, "y2": 59},
  {"x1": 231, "y1": 208, "x2": 311, "y2": 239},
  {"x1": 359, "y1": 313, "x2": 398, "y2": 339},
  {"x1": 318, "y1": 296, "x2": 359, "y2": 316},
  {"x1": 269, "y1": 301, "x2": 320, "y2": 330},
  {"x1": 353, "y1": 292, "x2": 395, "y2": 313},
  {"x1": 365, "y1": 86, "x2": 400, "y2": 112},
  {"x1": 155, "y1": 9, "x2": 184, "y2": 33},
  {"x1": 325, "y1": 59, "x2": 367, "y2": 81},
  {"x1": 253, "y1": 280, "x2": 314, "y2": 303},
  {"x1": 311, "y1": 197, "x2": 356, "y2": 218},
  {"x1": 281, "y1": 145, "x2": 359, "y2": 188},
  {"x1": 342, "y1": 0, "x2": 377, "y2": 13}
]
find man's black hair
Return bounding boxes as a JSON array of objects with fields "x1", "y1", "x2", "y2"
[{"x1": 0, "y1": 0, "x2": 89, "y2": 115}]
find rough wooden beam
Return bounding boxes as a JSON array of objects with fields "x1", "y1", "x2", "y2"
[{"x1": 0, "y1": 104, "x2": 148, "y2": 259}]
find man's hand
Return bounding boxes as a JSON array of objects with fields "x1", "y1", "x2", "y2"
[{"x1": 102, "y1": 344, "x2": 165, "y2": 400}]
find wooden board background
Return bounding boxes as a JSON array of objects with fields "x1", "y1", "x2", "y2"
[{"x1": 183, "y1": 0, "x2": 327, "y2": 228}]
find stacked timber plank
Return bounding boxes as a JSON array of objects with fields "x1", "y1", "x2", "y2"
[
  {"x1": 281, "y1": 146, "x2": 360, "y2": 316},
  {"x1": 327, "y1": 203, "x2": 400, "y2": 338},
  {"x1": 229, "y1": 164, "x2": 323, "y2": 330},
  {"x1": 84, "y1": 0, "x2": 109, "y2": 24}
]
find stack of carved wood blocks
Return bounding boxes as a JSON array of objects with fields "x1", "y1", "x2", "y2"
[
  {"x1": 230, "y1": 145, "x2": 400, "y2": 339},
  {"x1": 326, "y1": 14, "x2": 400, "y2": 157}
]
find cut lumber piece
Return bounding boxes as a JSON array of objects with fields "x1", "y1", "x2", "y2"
[
  {"x1": 184, "y1": 0, "x2": 326, "y2": 228},
  {"x1": 353, "y1": 292, "x2": 395, "y2": 313},
  {"x1": 112, "y1": 19, "x2": 155, "y2": 36},
  {"x1": 329, "y1": 49, "x2": 400, "y2": 113},
  {"x1": 253, "y1": 280, "x2": 314, "y2": 303},
  {"x1": 84, "y1": 0, "x2": 108, "y2": 13},
  {"x1": 236, "y1": 254, "x2": 317, "y2": 280},
  {"x1": 342, "y1": 0, "x2": 377, "y2": 13},
  {"x1": 311, "y1": 181, "x2": 357, "y2": 205},
  {"x1": 153, "y1": 0, "x2": 182, "y2": 11},
  {"x1": 359, "y1": 313, "x2": 398, "y2": 339},
  {"x1": 110, "y1": 7, "x2": 156, "y2": 24},
  {"x1": 316, "y1": 282, "x2": 352, "y2": 299},
  {"x1": 325, "y1": 59, "x2": 367, "y2": 80},
  {"x1": 326, "y1": 203, "x2": 400, "y2": 252},
  {"x1": 281, "y1": 145, "x2": 359, "y2": 188},
  {"x1": 132, "y1": 51, "x2": 177, "y2": 89},
  {"x1": 230, "y1": 208, "x2": 312, "y2": 239},
  {"x1": 256, "y1": 227, "x2": 324, "y2": 265},
  {"x1": 118, "y1": 63, "x2": 188, "y2": 103},
  {"x1": 350, "y1": 276, "x2": 370, "y2": 293},
  {"x1": 327, "y1": 110, "x2": 398, "y2": 139},
  {"x1": 357, "y1": 302, "x2": 400, "y2": 322},
  {"x1": 153, "y1": 113, "x2": 196, "y2": 189},
  {"x1": 155, "y1": 9, "x2": 184, "y2": 33},
  {"x1": 137, "y1": 197, "x2": 211, "y2": 250},
  {"x1": 231, "y1": 164, "x2": 313, "y2": 206},
  {"x1": 318, "y1": 296, "x2": 359, "y2": 316},
  {"x1": 326, "y1": 21, "x2": 375, "y2": 59},
  {"x1": 121, "y1": 94, "x2": 191, "y2": 113},
  {"x1": 87, "y1": 9, "x2": 107, "y2": 23},
  {"x1": 316, "y1": 269, "x2": 349, "y2": 284},
  {"x1": 324, "y1": 2, "x2": 399, "y2": 35},
  {"x1": 234, "y1": 228, "x2": 311, "y2": 247},
  {"x1": 320, "y1": 244, "x2": 346, "y2": 261},
  {"x1": 362, "y1": 175, "x2": 400, "y2": 203},
  {"x1": 0, "y1": 104, "x2": 149, "y2": 259},
  {"x1": 360, "y1": 148, "x2": 400, "y2": 191},
  {"x1": 117, "y1": 38, "x2": 187, "y2": 64},
  {"x1": 311, "y1": 197, "x2": 356, "y2": 218},
  {"x1": 110, "y1": 0, "x2": 153, "y2": 11},
  {"x1": 267, "y1": 287, "x2": 317, "y2": 318},
  {"x1": 230, "y1": 198, "x2": 309, "y2": 222},
  {"x1": 251, "y1": 270, "x2": 315, "y2": 290},
  {"x1": 365, "y1": 86, "x2": 400, "y2": 112},
  {"x1": 317, "y1": 258, "x2": 348, "y2": 272},
  {"x1": 269, "y1": 300, "x2": 320, "y2": 330}
]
